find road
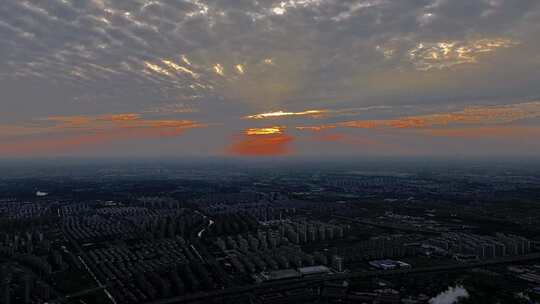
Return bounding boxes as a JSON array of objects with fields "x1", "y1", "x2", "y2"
[
  {"x1": 147, "y1": 252, "x2": 540, "y2": 304},
  {"x1": 62, "y1": 226, "x2": 118, "y2": 304},
  {"x1": 195, "y1": 210, "x2": 214, "y2": 239},
  {"x1": 78, "y1": 256, "x2": 117, "y2": 304}
]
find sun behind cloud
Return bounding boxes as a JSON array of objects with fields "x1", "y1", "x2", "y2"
[{"x1": 228, "y1": 127, "x2": 294, "y2": 156}]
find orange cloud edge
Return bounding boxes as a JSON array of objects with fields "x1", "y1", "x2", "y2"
[
  {"x1": 227, "y1": 127, "x2": 294, "y2": 156},
  {"x1": 2, "y1": 101, "x2": 540, "y2": 157},
  {"x1": 0, "y1": 113, "x2": 204, "y2": 156}
]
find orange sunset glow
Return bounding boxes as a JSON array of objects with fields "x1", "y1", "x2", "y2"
[{"x1": 228, "y1": 127, "x2": 294, "y2": 156}]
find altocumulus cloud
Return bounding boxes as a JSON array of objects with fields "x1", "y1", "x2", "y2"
[
  {"x1": 1, "y1": 0, "x2": 539, "y2": 109},
  {"x1": 1, "y1": 0, "x2": 540, "y2": 157}
]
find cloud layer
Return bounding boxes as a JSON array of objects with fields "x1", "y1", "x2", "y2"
[{"x1": 1, "y1": 0, "x2": 540, "y2": 157}]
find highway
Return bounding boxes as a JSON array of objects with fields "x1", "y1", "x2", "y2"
[{"x1": 147, "y1": 252, "x2": 540, "y2": 304}]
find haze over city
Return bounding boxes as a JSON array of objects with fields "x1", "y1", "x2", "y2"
[{"x1": 2, "y1": 0, "x2": 540, "y2": 158}]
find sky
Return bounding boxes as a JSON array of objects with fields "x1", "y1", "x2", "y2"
[{"x1": 1, "y1": 0, "x2": 540, "y2": 158}]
